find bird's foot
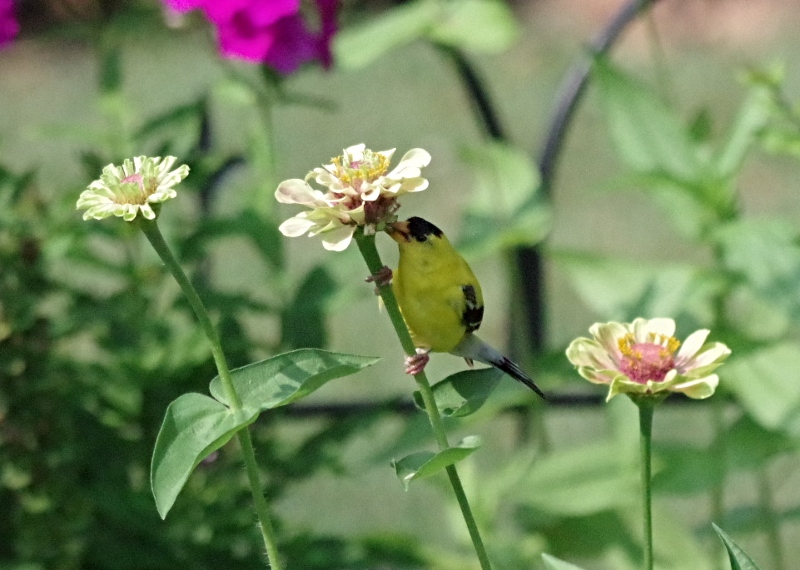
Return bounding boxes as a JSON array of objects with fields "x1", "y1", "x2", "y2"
[
  {"x1": 405, "y1": 348, "x2": 430, "y2": 376},
  {"x1": 365, "y1": 265, "x2": 393, "y2": 294}
]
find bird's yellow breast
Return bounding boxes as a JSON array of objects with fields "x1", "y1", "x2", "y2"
[{"x1": 392, "y1": 234, "x2": 483, "y2": 353}]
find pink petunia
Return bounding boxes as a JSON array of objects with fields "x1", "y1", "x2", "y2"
[
  {"x1": 0, "y1": 0, "x2": 19, "y2": 48},
  {"x1": 165, "y1": 0, "x2": 338, "y2": 74}
]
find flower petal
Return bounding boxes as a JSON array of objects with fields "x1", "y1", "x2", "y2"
[
  {"x1": 672, "y1": 374, "x2": 719, "y2": 399},
  {"x1": 676, "y1": 329, "x2": 710, "y2": 361},
  {"x1": 278, "y1": 215, "x2": 317, "y2": 237},
  {"x1": 321, "y1": 225, "x2": 355, "y2": 251}
]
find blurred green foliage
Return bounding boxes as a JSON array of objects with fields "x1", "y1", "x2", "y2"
[{"x1": 2, "y1": 1, "x2": 800, "y2": 569}]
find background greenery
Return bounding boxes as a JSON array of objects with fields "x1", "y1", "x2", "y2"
[{"x1": 2, "y1": 1, "x2": 800, "y2": 568}]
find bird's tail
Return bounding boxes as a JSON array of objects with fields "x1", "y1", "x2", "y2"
[{"x1": 451, "y1": 335, "x2": 545, "y2": 399}]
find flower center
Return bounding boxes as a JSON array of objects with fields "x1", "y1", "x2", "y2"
[
  {"x1": 118, "y1": 173, "x2": 149, "y2": 204},
  {"x1": 617, "y1": 332, "x2": 680, "y2": 384},
  {"x1": 332, "y1": 149, "x2": 389, "y2": 187}
]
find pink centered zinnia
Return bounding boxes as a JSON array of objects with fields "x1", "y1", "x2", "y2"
[
  {"x1": 165, "y1": 0, "x2": 338, "y2": 74},
  {"x1": 0, "y1": 0, "x2": 19, "y2": 48},
  {"x1": 566, "y1": 318, "x2": 730, "y2": 401}
]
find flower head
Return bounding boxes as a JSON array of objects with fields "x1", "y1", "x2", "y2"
[
  {"x1": 1, "y1": 0, "x2": 19, "y2": 48},
  {"x1": 77, "y1": 156, "x2": 190, "y2": 222},
  {"x1": 164, "y1": 0, "x2": 338, "y2": 74},
  {"x1": 566, "y1": 318, "x2": 730, "y2": 401},
  {"x1": 275, "y1": 144, "x2": 431, "y2": 251}
]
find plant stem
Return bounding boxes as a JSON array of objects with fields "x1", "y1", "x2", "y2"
[
  {"x1": 354, "y1": 229, "x2": 493, "y2": 570},
  {"x1": 636, "y1": 398, "x2": 655, "y2": 570},
  {"x1": 758, "y1": 466, "x2": 785, "y2": 570},
  {"x1": 138, "y1": 218, "x2": 283, "y2": 570}
]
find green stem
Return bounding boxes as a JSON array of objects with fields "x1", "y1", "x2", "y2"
[
  {"x1": 758, "y1": 466, "x2": 785, "y2": 570},
  {"x1": 710, "y1": 396, "x2": 727, "y2": 570},
  {"x1": 238, "y1": 428, "x2": 283, "y2": 568},
  {"x1": 354, "y1": 229, "x2": 492, "y2": 570},
  {"x1": 636, "y1": 398, "x2": 655, "y2": 570},
  {"x1": 138, "y1": 218, "x2": 283, "y2": 570}
]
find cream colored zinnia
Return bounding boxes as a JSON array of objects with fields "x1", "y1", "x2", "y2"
[
  {"x1": 566, "y1": 318, "x2": 730, "y2": 401},
  {"x1": 77, "y1": 156, "x2": 189, "y2": 222},
  {"x1": 275, "y1": 144, "x2": 431, "y2": 251}
]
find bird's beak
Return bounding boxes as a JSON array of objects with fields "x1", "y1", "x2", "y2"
[{"x1": 387, "y1": 220, "x2": 410, "y2": 243}]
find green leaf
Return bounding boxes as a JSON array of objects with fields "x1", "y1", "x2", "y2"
[
  {"x1": 150, "y1": 393, "x2": 258, "y2": 519},
  {"x1": 553, "y1": 249, "x2": 722, "y2": 323},
  {"x1": 593, "y1": 57, "x2": 701, "y2": 182},
  {"x1": 133, "y1": 99, "x2": 205, "y2": 148},
  {"x1": 714, "y1": 218, "x2": 800, "y2": 318},
  {"x1": 541, "y1": 553, "x2": 588, "y2": 570},
  {"x1": 461, "y1": 141, "x2": 540, "y2": 217},
  {"x1": 722, "y1": 343, "x2": 800, "y2": 436},
  {"x1": 413, "y1": 367, "x2": 503, "y2": 417},
  {"x1": 209, "y1": 349, "x2": 380, "y2": 411},
  {"x1": 333, "y1": 1, "x2": 440, "y2": 70},
  {"x1": 652, "y1": 443, "x2": 724, "y2": 494},
  {"x1": 456, "y1": 142, "x2": 551, "y2": 258},
  {"x1": 281, "y1": 266, "x2": 336, "y2": 350},
  {"x1": 713, "y1": 85, "x2": 772, "y2": 180},
  {"x1": 428, "y1": 0, "x2": 520, "y2": 54},
  {"x1": 180, "y1": 210, "x2": 285, "y2": 270},
  {"x1": 517, "y1": 442, "x2": 638, "y2": 515},
  {"x1": 712, "y1": 523, "x2": 762, "y2": 570},
  {"x1": 392, "y1": 436, "x2": 482, "y2": 490},
  {"x1": 724, "y1": 415, "x2": 797, "y2": 471}
]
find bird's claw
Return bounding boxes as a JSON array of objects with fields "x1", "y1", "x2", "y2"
[
  {"x1": 404, "y1": 348, "x2": 430, "y2": 376},
  {"x1": 365, "y1": 265, "x2": 393, "y2": 294}
]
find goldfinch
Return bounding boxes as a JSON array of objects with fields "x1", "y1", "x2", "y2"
[{"x1": 385, "y1": 216, "x2": 545, "y2": 398}]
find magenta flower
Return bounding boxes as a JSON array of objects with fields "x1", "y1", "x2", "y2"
[
  {"x1": 165, "y1": 0, "x2": 338, "y2": 74},
  {"x1": 1, "y1": 0, "x2": 19, "y2": 48}
]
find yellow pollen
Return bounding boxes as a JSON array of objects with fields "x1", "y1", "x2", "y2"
[
  {"x1": 617, "y1": 332, "x2": 680, "y2": 356},
  {"x1": 332, "y1": 151, "x2": 390, "y2": 185}
]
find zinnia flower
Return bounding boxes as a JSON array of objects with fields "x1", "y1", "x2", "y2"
[
  {"x1": 77, "y1": 156, "x2": 190, "y2": 222},
  {"x1": 164, "y1": 0, "x2": 338, "y2": 74},
  {"x1": 0, "y1": 0, "x2": 19, "y2": 48},
  {"x1": 275, "y1": 144, "x2": 431, "y2": 251},
  {"x1": 566, "y1": 318, "x2": 730, "y2": 401}
]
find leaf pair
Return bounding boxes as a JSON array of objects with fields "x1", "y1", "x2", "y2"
[
  {"x1": 150, "y1": 349, "x2": 380, "y2": 518},
  {"x1": 392, "y1": 367, "x2": 505, "y2": 488}
]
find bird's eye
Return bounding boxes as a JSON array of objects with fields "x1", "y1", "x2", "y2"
[{"x1": 416, "y1": 234, "x2": 428, "y2": 243}]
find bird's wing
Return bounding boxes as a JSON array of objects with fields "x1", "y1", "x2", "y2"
[{"x1": 460, "y1": 284, "x2": 483, "y2": 333}]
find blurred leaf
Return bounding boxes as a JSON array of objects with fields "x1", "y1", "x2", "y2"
[
  {"x1": 150, "y1": 393, "x2": 258, "y2": 519},
  {"x1": 180, "y1": 209, "x2": 285, "y2": 270},
  {"x1": 413, "y1": 367, "x2": 503, "y2": 417},
  {"x1": 553, "y1": 250, "x2": 721, "y2": 323},
  {"x1": 688, "y1": 108, "x2": 713, "y2": 143},
  {"x1": 132, "y1": 99, "x2": 205, "y2": 150},
  {"x1": 281, "y1": 266, "x2": 336, "y2": 349},
  {"x1": 724, "y1": 414, "x2": 797, "y2": 471},
  {"x1": 723, "y1": 343, "x2": 800, "y2": 436},
  {"x1": 593, "y1": 57, "x2": 702, "y2": 183},
  {"x1": 99, "y1": 40, "x2": 122, "y2": 94},
  {"x1": 209, "y1": 349, "x2": 380, "y2": 410},
  {"x1": 652, "y1": 443, "x2": 723, "y2": 494},
  {"x1": 518, "y1": 510, "x2": 637, "y2": 562},
  {"x1": 515, "y1": 442, "x2": 638, "y2": 515},
  {"x1": 461, "y1": 141, "x2": 539, "y2": 216},
  {"x1": 391, "y1": 435, "x2": 481, "y2": 490},
  {"x1": 541, "y1": 553, "x2": 588, "y2": 570},
  {"x1": 712, "y1": 523, "x2": 762, "y2": 570},
  {"x1": 428, "y1": 0, "x2": 520, "y2": 54},
  {"x1": 713, "y1": 83, "x2": 772, "y2": 180},
  {"x1": 714, "y1": 218, "x2": 800, "y2": 317},
  {"x1": 334, "y1": 1, "x2": 440, "y2": 70},
  {"x1": 457, "y1": 142, "x2": 551, "y2": 258}
]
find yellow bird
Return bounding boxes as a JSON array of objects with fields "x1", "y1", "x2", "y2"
[{"x1": 385, "y1": 216, "x2": 545, "y2": 398}]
